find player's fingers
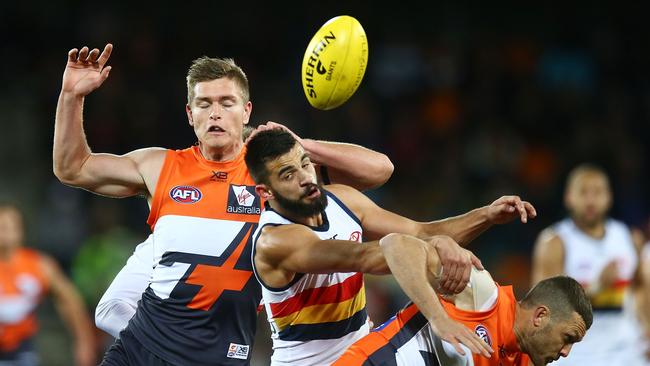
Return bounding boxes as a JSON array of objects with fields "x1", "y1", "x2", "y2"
[
  {"x1": 441, "y1": 262, "x2": 459, "y2": 292},
  {"x1": 449, "y1": 338, "x2": 466, "y2": 356},
  {"x1": 454, "y1": 261, "x2": 472, "y2": 293},
  {"x1": 524, "y1": 201, "x2": 537, "y2": 218},
  {"x1": 68, "y1": 48, "x2": 79, "y2": 62},
  {"x1": 97, "y1": 43, "x2": 113, "y2": 67},
  {"x1": 517, "y1": 201, "x2": 528, "y2": 223},
  {"x1": 87, "y1": 48, "x2": 101, "y2": 63},
  {"x1": 470, "y1": 253, "x2": 484, "y2": 271},
  {"x1": 78, "y1": 46, "x2": 89, "y2": 62},
  {"x1": 99, "y1": 66, "x2": 112, "y2": 83}
]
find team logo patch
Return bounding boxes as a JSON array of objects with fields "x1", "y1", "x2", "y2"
[
  {"x1": 227, "y1": 185, "x2": 261, "y2": 215},
  {"x1": 170, "y1": 186, "x2": 202, "y2": 204},
  {"x1": 474, "y1": 324, "x2": 492, "y2": 347},
  {"x1": 349, "y1": 231, "x2": 361, "y2": 241},
  {"x1": 227, "y1": 343, "x2": 250, "y2": 360}
]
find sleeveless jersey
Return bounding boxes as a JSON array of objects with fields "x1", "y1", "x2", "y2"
[
  {"x1": 252, "y1": 190, "x2": 369, "y2": 365},
  {"x1": 335, "y1": 285, "x2": 528, "y2": 366},
  {"x1": 0, "y1": 248, "x2": 49, "y2": 353},
  {"x1": 128, "y1": 146, "x2": 263, "y2": 365},
  {"x1": 553, "y1": 218, "x2": 642, "y2": 366},
  {"x1": 555, "y1": 218, "x2": 637, "y2": 310}
]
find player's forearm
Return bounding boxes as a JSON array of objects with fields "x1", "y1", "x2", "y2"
[
  {"x1": 302, "y1": 139, "x2": 394, "y2": 190},
  {"x1": 53, "y1": 92, "x2": 93, "y2": 184},
  {"x1": 379, "y1": 233, "x2": 449, "y2": 323},
  {"x1": 55, "y1": 292, "x2": 95, "y2": 349},
  {"x1": 420, "y1": 206, "x2": 491, "y2": 246}
]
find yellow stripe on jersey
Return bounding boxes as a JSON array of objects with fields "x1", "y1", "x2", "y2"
[{"x1": 274, "y1": 285, "x2": 366, "y2": 331}]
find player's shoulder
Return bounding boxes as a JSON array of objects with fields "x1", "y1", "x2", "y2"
[
  {"x1": 256, "y1": 224, "x2": 316, "y2": 257},
  {"x1": 324, "y1": 184, "x2": 366, "y2": 205}
]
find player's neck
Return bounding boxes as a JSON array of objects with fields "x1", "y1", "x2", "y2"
[
  {"x1": 198, "y1": 140, "x2": 243, "y2": 162},
  {"x1": 512, "y1": 304, "x2": 528, "y2": 353},
  {"x1": 572, "y1": 219, "x2": 606, "y2": 239}
]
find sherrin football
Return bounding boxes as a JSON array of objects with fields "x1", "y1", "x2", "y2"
[{"x1": 301, "y1": 15, "x2": 368, "y2": 110}]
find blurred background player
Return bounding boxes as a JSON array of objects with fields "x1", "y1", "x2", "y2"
[
  {"x1": 335, "y1": 233, "x2": 593, "y2": 366},
  {"x1": 531, "y1": 163, "x2": 649, "y2": 365},
  {"x1": 53, "y1": 44, "x2": 394, "y2": 365},
  {"x1": 0, "y1": 204, "x2": 95, "y2": 366}
]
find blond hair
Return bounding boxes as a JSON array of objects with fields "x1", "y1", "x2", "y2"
[{"x1": 186, "y1": 57, "x2": 249, "y2": 104}]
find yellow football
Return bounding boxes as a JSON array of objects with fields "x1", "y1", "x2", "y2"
[{"x1": 301, "y1": 15, "x2": 369, "y2": 110}]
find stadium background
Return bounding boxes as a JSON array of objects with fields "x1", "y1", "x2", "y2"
[{"x1": 1, "y1": 2, "x2": 649, "y2": 364}]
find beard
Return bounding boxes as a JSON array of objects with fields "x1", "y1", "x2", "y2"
[{"x1": 273, "y1": 183, "x2": 328, "y2": 218}]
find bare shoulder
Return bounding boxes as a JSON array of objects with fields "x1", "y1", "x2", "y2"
[
  {"x1": 631, "y1": 228, "x2": 646, "y2": 251},
  {"x1": 533, "y1": 228, "x2": 565, "y2": 255},
  {"x1": 38, "y1": 252, "x2": 62, "y2": 279},
  {"x1": 256, "y1": 224, "x2": 315, "y2": 256},
  {"x1": 325, "y1": 183, "x2": 370, "y2": 209},
  {"x1": 125, "y1": 147, "x2": 167, "y2": 165}
]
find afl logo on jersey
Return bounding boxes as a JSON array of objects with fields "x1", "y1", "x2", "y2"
[
  {"x1": 170, "y1": 186, "x2": 203, "y2": 204},
  {"x1": 474, "y1": 325, "x2": 492, "y2": 347}
]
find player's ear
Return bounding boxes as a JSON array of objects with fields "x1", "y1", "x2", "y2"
[
  {"x1": 532, "y1": 305, "x2": 550, "y2": 328},
  {"x1": 186, "y1": 104, "x2": 194, "y2": 126},
  {"x1": 256, "y1": 184, "x2": 272, "y2": 200},
  {"x1": 242, "y1": 101, "x2": 252, "y2": 125}
]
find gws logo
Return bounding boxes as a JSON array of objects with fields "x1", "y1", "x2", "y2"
[
  {"x1": 170, "y1": 186, "x2": 202, "y2": 204},
  {"x1": 474, "y1": 324, "x2": 492, "y2": 347},
  {"x1": 227, "y1": 185, "x2": 261, "y2": 215}
]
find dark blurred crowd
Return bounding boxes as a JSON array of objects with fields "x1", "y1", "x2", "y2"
[{"x1": 1, "y1": 2, "x2": 649, "y2": 364}]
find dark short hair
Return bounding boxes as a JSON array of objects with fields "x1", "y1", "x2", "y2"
[
  {"x1": 522, "y1": 276, "x2": 593, "y2": 329},
  {"x1": 565, "y1": 163, "x2": 610, "y2": 193},
  {"x1": 245, "y1": 129, "x2": 298, "y2": 184}
]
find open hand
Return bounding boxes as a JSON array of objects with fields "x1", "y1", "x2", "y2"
[
  {"x1": 245, "y1": 121, "x2": 303, "y2": 144},
  {"x1": 61, "y1": 44, "x2": 113, "y2": 97},
  {"x1": 429, "y1": 314, "x2": 493, "y2": 358},
  {"x1": 487, "y1": 195, "x2": 536, "y2": 224}
]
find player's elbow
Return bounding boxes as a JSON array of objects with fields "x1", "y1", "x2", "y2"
[
  {"x1": 366, "y1": 154, "x2": 394, "y2": 189},
  {"x1": 53, "y1": 161, "x2": 82, "y2": 186},
  {"x1": 95, "y1": 299, "x2": 136, "y2": 338}
]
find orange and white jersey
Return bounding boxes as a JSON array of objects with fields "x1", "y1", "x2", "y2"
[
  {"x1": 128, "y1": 146, "x2": 264, "y2": 366},
  {"x1": 335, "y1": 285, "x2": 528, "y2": 366},
  {"x1": 0, "y1": 248, "x2": 49, "y2": 353},
  {"x1": 252, "y1": 190, "x2": 369, "y2": 365},
  {"x1": 555, "y1": 218, "x2": 637, "y2": 309}
]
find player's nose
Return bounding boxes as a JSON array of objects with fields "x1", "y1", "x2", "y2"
[{"x1": 559, "y1": 343, "x2": 573, "y2": 357}]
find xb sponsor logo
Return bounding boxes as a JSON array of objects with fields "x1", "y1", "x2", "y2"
[
  {"x1": 227, "y1": 185, "x2": 261, "y2": 215},
  {"x1": 170, "y1": 186, "x2": 202, "y2": 204}
]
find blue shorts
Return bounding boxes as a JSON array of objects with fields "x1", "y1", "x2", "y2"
[
  {"x1": 101, "y1": 327, "x2": 174, "y2": 366},
  {"x1": 0, "y1": 339, "x2": 39, "y2": 366}
]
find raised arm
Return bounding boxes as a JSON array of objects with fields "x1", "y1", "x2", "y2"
[
  {"x1": 379, "y1": 233, "x2": 492, "y2": 358},
  {"x1": 254, "y1": 224, "x2": 389, "y2": 288},
  {"x1": 246, "y1": 122, "x2": 394, "y2": 190},
  {"x1": 41, "y1": 255, "x2": 95, "y2": 366},
  {"x1": 54, "y1": 44, "x2": 165, "y2": 198}
]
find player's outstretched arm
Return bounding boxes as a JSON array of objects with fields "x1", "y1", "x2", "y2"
[
  {"x1": 95, "y1": 236, "x2": 153, "y2": 337},
  {"x1": 54, "y1": 44, "x2": 165, "y2": 198},
  {"x1": 254, "y1": 224, "x2": 389, "y2": 288},
  {"x1": 422, "y1": 195, "x2": 537, "y2": 246},
  {"x1": 41, "y1": 254, "x2": 95, "y2": 366},
  {"x1": 379, "y1": 233, "x2": 493, "y2": 358},
  {"x1": 246, "y1": 122, "x2": 394, "y2": 190}
]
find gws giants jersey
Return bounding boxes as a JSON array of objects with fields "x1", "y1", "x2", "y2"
[
  {"x1": 252, "y1": 190, "x2": 369, "y2": 365},
  {"x1": 335, "y1": 285, "x2": 528, "y2": 366},
  {"x1": 128, "y1": 146, "x2": 262, "y2": 365},
  {"x1": 0, "y1": 248, "x2": 49, "y2": 353}
]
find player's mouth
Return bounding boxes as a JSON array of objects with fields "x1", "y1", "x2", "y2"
[
  {"x1": 303, "y1": 185, "x2": 321, "y2": 199},
  {"x1": 207, "y1": 126, "x2": 226, "y2": 134}
]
